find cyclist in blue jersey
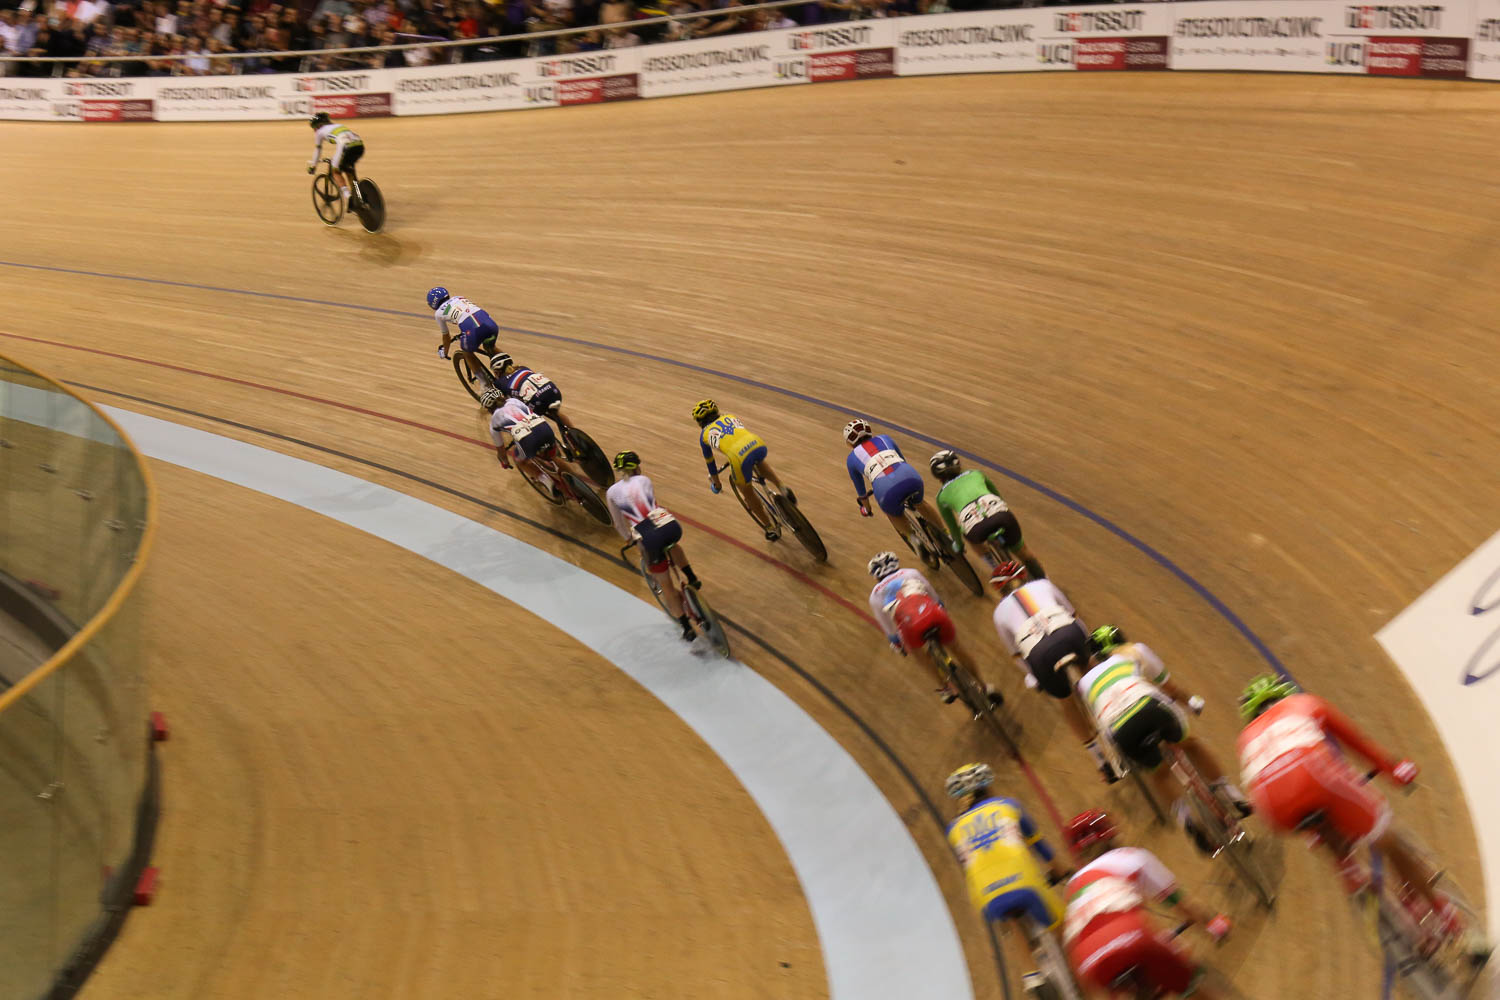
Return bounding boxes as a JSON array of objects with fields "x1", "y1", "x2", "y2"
[{"x1": 843, "y1": 418, "x2": 944, "y2": 558}]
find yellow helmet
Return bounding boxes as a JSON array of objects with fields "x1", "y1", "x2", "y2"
[{"x1": 692, "y1": 399, "x2": 720, "y2": 426}]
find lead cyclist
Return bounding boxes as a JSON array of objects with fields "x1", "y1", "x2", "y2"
[{"x1": 305, "y1": 111, "x2": 365, "y2": 215}]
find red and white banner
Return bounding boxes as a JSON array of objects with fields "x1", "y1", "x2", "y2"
[{"x1": 7, "y1": 0, "x2": 1500, "y2": 122}]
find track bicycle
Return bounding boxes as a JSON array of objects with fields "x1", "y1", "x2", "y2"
[
  {"x1": 311, "y1": 157, "x2": 385, "y2": 233},
  {"x1": 919, "y1": 624, "x2": 1011, "y2": 744},
  {"x1": 509, "y1": 439, "x2": 611, "y2": 527},
  {"x1": 712, "y1": 463, "x2": 826, "y2": 562},
  {"x1": 900, "y1": 496, "x2": 983, "y2": 596},
  {"x1": 1130, "y1": 715, "x2": 1276, "y2": 909},
  {"x1": 1013, "y1": 911, "x2": 1086, "y2": 1000},
  {"x1": 461, "y1": 370, "x2": 613, "y2": 488},
  {"x1": 621, "y1": 539, "x2": 731, "y2": 658},
  {"x1": 1297, "y1": 772, "x2": 1491, "y2": 999},
  {"x1": 1062, "y1": 657, "x2": 1170, "y2": 824},
  {"x1": 1107, "y1": 921, "x2": 1221, "y2": 1000}
]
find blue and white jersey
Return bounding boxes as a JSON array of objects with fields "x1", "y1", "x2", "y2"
[
  {"x1": 435, "y1": 296, "x2": 499, "y2": 351},
  {"x1": 846, "y1": 433, "x2": 908, "y2": 497},
  {"x1": 501, "y1": 366, "x2": 555, "y2": 405}
]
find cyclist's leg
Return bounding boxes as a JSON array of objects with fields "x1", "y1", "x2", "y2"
[
  {"x1": 947, "y1": 632, "x2": 1003, "y2": 697},
  {"x1": 734, "y1": 447, "x2": 771, "y2": 529},
  {"x1": 757, "y1": 458, "x2": 785, "y2": 492},
  {"x1": 666, "y1": 542, "x2": 701, "y2": 589},
  {"x1": 1010, "y1": 538, "x2": 1045, "y2": 579}
]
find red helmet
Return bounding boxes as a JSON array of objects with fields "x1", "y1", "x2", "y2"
[
  {"x1": 1065, "y1": 810, "x2": 1117, "y2": 852},
  {"x1": 989, "y1": 560, "x2": 1028, "y2": 589}
]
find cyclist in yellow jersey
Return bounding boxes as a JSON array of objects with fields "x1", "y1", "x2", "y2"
[
  {"x1": 947, "y1": 763, "x2": 1069, "y2": 930},
  {"x1": 692, "y1": 399, "x2": 791, "y2": 540}
]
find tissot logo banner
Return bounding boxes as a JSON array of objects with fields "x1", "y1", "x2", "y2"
[
  {"x1": 392, "y1": 65, "x2": 527, "y2": 113},
  {"x1": 537, "y1": 53, "x2": 620, "y2": 77},
  {"x1": 1324, "y1": 0, "x2": 1471, "y2": 75},
  {"x1": 1170, "y1": 1, "x2": 1331, "y2": 72},
  {"x1": 1344, "y1": 3, "x2": 1444, "y2": 30},
  {"x1": 1467, "y1": 0, "x2": 1500, "y2": 76},
  {"x1": 769, "y1": 20, "x2": 896, "y2": 83},
  {"x1": 294, "y1": 73, "x2": 374, "y2": 93},
  {"x1": 895, "y1": 10, "x2": 1048, "y2": 75},
  {"x1": 639, "y1": 36, "x2": 788, "y2": 96},
  {"x1": 1033, "y1": 2, "x2": 1172, "y2": 69}
]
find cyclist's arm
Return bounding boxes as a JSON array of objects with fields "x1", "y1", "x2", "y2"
[
  {"x1": 308, "y1": 134, "x2": 324, "y2": 166},
  {"x1": 699, "y1": 433, "x2": 715, "y2": 470},
  {"x1": 1013, "y1": 800, "x2": 1057, "y2": 864},
  {"x1": 981, "y1": 472, "x2": 1003, "y2": 496},
  {"x1": 868, "y1": 591, "x2": 899, "y2": 645},
  {"x1": 606, "y1": 501, "x2": 631, "y2": 540},
  {"x1": 936, "y1": 495, "x2": 963, "y2": 550},
  {"x1": 846, "y1": 454, "x2": 869, "y2": 498},
  {"x1": 1134, "y1": 643, "x2": 1169, "y2": 685},
  {"x1": 1317, "y1": 696, "x2": 1403, "y2": 776}
]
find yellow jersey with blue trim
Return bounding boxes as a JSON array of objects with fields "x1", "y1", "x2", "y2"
[
  {"x1": 947, "y1": 796, "x2": 1061, "y2": 924},
  {"x1": 698, "y1": 413, "x2": 768, "y2": 484}
]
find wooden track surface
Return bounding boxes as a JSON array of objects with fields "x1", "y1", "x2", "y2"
[{"x1": 1, "y1": 71, "x2": 1495, "y2": 998}]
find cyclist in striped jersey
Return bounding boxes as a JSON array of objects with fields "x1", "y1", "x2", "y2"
[
  {"x1": 305, "y1": 112, "x2": 365, "y2": 215},
  {"x1": 1079, "y1": 625, "x2": 1250, "y2": 854}
]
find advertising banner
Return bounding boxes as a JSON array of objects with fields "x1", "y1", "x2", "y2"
[
  {"x1": 1170, "y1": 1, "x2": 1333, "y2": 72},
  {"x1": 771, "y1": 21, "x2": 897, "y2": 85},
  {"x1": 896, "y1": 10, "x2": 1057, "y2": 76},
  {"x1": 1325, "y1": 2, "x2": 1473, "y2": 75},
  {"x1": 532, "y1": 50, "x2": 640, "y2": 106},
  {"x1": 0, "y1": 79, "x2": 64, "y2": 121},
  {"x1": 1040, "y1": 5, "x2": 1174, "y2": 70},
  {"x1": 639, "y1": 35, "x2": 793, "y2": 97},
  {"x1": 391, "y1": 63, "x2": 534, "y2": 115},
  {"x1": 1464, "y1": 0, "x2": 1500, "y2": 75},
  {"x1": 282, "y1": 70, "x2": 395, "y2": 119},
  {"x1": 153, "y1": 80, "x2": 282, "y2": 121}
]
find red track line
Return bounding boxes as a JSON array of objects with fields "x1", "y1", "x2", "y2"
[{"x1": 1, "y1": 327, "x2": 1077, "y2": 838}]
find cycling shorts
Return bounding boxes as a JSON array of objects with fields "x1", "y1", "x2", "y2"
[
  {"x1": 635, "y1": 516, "x2": 683, "y2": 572},
  {"x1": 1111, "y1": 697, "x2": 1189, "y2": 770},
  {"x1": 1250, "y1": 749, "x2": 1391, "y2": 847},
  {"x1": 510, "y1": 420, "x2": 557, "y2": 462},
  {"x1": 1024, "y1": 623, "x2": 1090, "y2": 700},
  {"x1": 457, "y1": 313, "x2": 500, "y2": 353},
  {"x1": 983, "y1": 885, "x2": 1063, "y2": 929},
  {"x1": 966, "y1": 509, "x2": 1023, "y2": 550},
  {"x1": 727, "y1": 442, "x2": 768, "y2": 488},
  {"x1": 870, "y1": 464, "x2": 924, "y2": 516},
  {"x1": 892, "y1": 593, "x2": 955, "y2": 651},
  {"x1": 1069, "y1": 911, "x2": 1199, "y2": 996},
  {"x1": 524, "y1": 382, "x2": 562, "y2": 415},
  {"x1": 333, "y1": 141, "x2": 364, "y2": 173}
]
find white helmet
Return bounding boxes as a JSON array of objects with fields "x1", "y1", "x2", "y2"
[
  {"x1": 945, "y1": 762, "x2": 995, "y2": 799},
  {"x1": 843, "y1": 418, "x2": 873, "y2": 446},
  {"x1": 867, "y1": 551, "x2": 901, "y2": 580},
  {"x1": 479, "y1": 387, "x2": 504, "y2": 411}
]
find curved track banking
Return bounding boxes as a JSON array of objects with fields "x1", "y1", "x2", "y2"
[{"x1": 2, "y1": 71, "x2": 1495, "y2": 1000}]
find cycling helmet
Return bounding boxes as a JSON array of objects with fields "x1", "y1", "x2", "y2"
[
  {"x1": 843, "y1": 418, "x2": 874, "y2": 446},
  {"x1": 867, "y1": 551, "x2": 901, "y2": 580},
  {"x1": 1089, "y1": 625, "x2": 1126, "y2": 658},
  {"x1": 1065, "y1": 810, "x2": 1118, "y2": 853},
  {"x1": 944, "y1": 762, "x2": 995, "y2": 799},
  {"x1": 929, "y1": 450, "x2": 962, "y2": 481},
  {"x1": 989, "y1": 560, "x2": 1028, "y2": 590},
  {"x1": 691, "y1": 399, "x2": 720, "y2": 426},
  {"x1": 489, "y1": 353, "x2": 514, "y2": 377},
  {"x1": 613, "y1": 450, "x2": 642, "y2": 472},
  {"x1": 1239, "y1": 674, "x2": 1300, "y2": 721},
  {"x1": 426, "y1": 286, "x2": 451, "y2": 311},
  {"x1": 479, "y1": 387, "x2": 504, "y2": 411},
  {"x1": 309, "y1": 111, "x2": 331, "y2": 129}
]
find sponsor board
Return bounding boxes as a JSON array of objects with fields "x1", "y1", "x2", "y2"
[
  {"x1": 1326, "y1": 1, "x2": 1475, "y2": 74},
  {"x1": 1377, "y1": 529, "x2": 1500, "y2": 934},
  {"x1": 1036, "y1": 4, "x2": 1174, "y2": 70},
  {"x1": 639, "y1": 36, "x2": 789, "y2": 97},
  {"x1": 392, "y1": 65, "x2": 528, "y2": 114},
  {"x1": 556, "y1": 72, "x2": 640, "y2": 105},
  {"x1": 771, "y1": 20, "x2": 897, "y2": 84},
  {"x1": 0, "y1": 81, "x2": 59, "y2": 121},
  {"x1": 896, "y1": 10, "x2": 1056, "y2": 76},
  {"x1": 154, "y1": 81, "x2": 280, "y2": 121},
  {"x1": 1170, "y1": 1, "x2": 1331, "y2": 72},
  {"x1": 1467, "y1": 0, "x2": 1500, "y2": 76}
]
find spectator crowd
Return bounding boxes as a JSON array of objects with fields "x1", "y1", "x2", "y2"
[{"x1": 0, "y1": 0, "x2": 1111, "y2": 77}]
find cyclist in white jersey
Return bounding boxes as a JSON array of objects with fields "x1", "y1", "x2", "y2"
[
  {"x1": 990, "y1": 561, "x2": 1114, "y2": 780},
  {"x1": 305, "y1": 111, "x2": 365, "y2": 215},
  {"x1": 483, "y1": 389, "x2": 582, "y2": 498},
  {"x1": 1078, "y1": 625, "x2": 1250, "y2": 853},
  {"x1": 606, "y1": 451, "x2": 700, "y2": 642}
]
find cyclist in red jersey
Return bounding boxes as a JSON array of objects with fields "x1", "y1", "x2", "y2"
[
  {"x1": 1061, "y1": 810, "x2": 1230, "y2": 999},
  {"x1": 1236, "y1": 676, "x2": 1449, "y2": 915}
]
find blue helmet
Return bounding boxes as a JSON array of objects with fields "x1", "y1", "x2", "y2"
[{"x1": 426, "y1": 286, "x2": 451, "y2": 310}]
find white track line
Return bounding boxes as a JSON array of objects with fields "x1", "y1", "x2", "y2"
[{"x1": 103, "y1": 405, "x2": 974, "y2": 1000}]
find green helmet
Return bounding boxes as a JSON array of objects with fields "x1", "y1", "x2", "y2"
[
  {"x1": 1089, "y1": 625, "x2": 1125, "y2": 657},
  {"x1": 1239, "y1": 674, "x2": 1300, "y2": 721},
  {"x1": 612, "y1": 450, "x2": 642, "y2": 472}
]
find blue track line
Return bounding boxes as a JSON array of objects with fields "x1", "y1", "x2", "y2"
[{"x1": 0, "y1": 257, "x2": 1294, "y2": 684}]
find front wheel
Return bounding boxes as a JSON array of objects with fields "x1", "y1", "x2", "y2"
[
  {"x1": 454, "y1": 352, "x2": 488, "y2": 403},
  {"x1": 312, "y1": 172, "x2": 343, "y2": 225},
  {"x1": 944, "y1": 550, "x2": 984, "y2": 597},
  {"x1": 685, "y1": 587, "x2": 731, "y2": 658},
  {"x1": 730, "y1": 477, "x2": 778, "y2": 534}
]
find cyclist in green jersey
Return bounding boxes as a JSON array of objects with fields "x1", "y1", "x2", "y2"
[
  {"x1": 1078, "y1": 624, "x2": 1250, "y2": 854},
  {"x1": 929, "y1": 450, "x2": 1045, "y2": 579}
]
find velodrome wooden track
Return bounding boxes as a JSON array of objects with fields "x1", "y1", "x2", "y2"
[{"x1": 2, "y1": 71, "x2": 1497, "y2": 998}]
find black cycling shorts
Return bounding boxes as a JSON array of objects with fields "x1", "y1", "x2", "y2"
[
  {"x1": 1110, "y1": 698, "x2": 1187, "y2": 770},
  {"x1": 512, "y1": 421, "x2": 557, "y2": 462},
  {"x1": 1024, "y1": 622, "x2": 1090, "y2": 700},
  {"x1": 965, "y1": 509, "x2": 1022, "y2": 549},
  {"x1": 525, "y1": 383, "x2": 562, "y2": 415},
  {"x1": 334, "y1": 142, "x2": 364, "y2": 172}
]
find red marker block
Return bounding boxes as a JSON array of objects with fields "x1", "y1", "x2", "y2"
[
  {"x1": 149, "y1": 712, "x2": 170, "y2": 742},
  {"x1": 133, "y1": 867, "x2": 159, "y2": 906}
]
